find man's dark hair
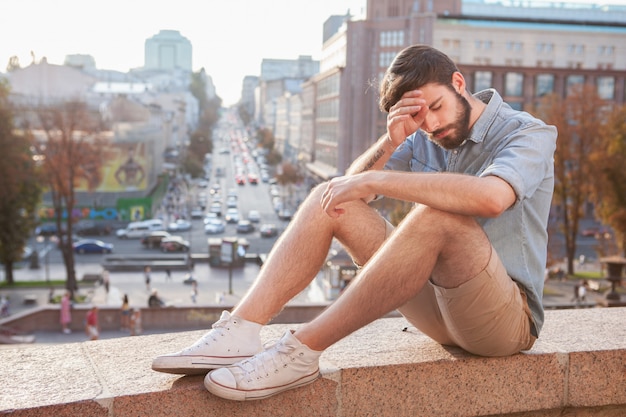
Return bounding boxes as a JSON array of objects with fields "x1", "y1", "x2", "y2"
[{"x1": 379, "y1": 45, "x2": 460, "y2": 112}]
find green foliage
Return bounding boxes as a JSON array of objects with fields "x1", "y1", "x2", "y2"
[{"x1": 0, "y1": 80, "x2": 42, "y2": 284}]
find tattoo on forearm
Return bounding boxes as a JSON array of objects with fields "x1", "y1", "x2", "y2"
[{"x1": 362, "y1": 148, "x2": 386, "y2": 172}]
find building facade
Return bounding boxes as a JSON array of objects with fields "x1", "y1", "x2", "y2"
[
  {"x1": 302, "y1": 0, "x2": 626, "y2": 181},
  {"x1": 144, "y1": 30, "x2": 192, "y2": 72}
]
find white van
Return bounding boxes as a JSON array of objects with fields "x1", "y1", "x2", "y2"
[{"x1": 116, "y1": 219, "x2": 164, "y2": 239}]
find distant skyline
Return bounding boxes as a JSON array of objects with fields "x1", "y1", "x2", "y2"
[
  {"x1": 0, "y1": 0, "x2": 366, "y2": 105},
  {"x1": 1, "y1": 0, "x2": 624, "y2": 106}
]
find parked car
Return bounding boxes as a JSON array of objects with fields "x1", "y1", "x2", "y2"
[
  {"x1": 75, "y1": 221, "x2": 112, "y2": 236},
  {"x1": 141, "y1": 231, "x2": 171, "y2": 249},
  {"x1": 204, "y1": 218, "x2": 226, "y2": 234},
  {"x1": 160, "y1": 236, "x2": 190, "y2": 252},
  {"x1": 167, "y1": 219, "x2": 192, "y2": 232},
  {"x1": 260, "y1": 223, "x2": 278, "y2": 238},
  {"x1": 236, "y1": 220, "x2": 254, "y2": 234},
  {"x1": 225, "y1": 208, "x2": 240, "y2": 224},
  {"x1": 36, "y1": 223, "x2": 64, "y2": 237},
  {"x1": 247, "y1": 210, "x2": 261, "y2": 223},
  {"x1": 73, "y1": 239, "x2": 114, "y2": 254}
]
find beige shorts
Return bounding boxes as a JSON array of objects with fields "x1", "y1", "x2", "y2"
[{"x1": 398, "y1": 248, "x2": 536, "y2": 357}]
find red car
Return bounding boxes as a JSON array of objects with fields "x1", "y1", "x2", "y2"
[{"x1": 160, "y1": 237, "x2": 190, "y2": 252}]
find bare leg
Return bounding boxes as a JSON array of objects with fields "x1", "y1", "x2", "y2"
[
  {"x1": 295, "y1": 204, "x2": 492, "y2": 351},
  {"x1": 232, "y1": 185, "x2": 389, "y2": 324}
]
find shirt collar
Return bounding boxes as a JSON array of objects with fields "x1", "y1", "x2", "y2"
[{"x1": 467, "y1": 88, "x2": 502, "y2": 144}]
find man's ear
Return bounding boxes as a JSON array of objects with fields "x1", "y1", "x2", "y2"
[{"x1": 451, "y1": 71, "x2": 466, "y2": 94}]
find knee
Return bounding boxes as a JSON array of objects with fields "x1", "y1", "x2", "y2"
[{"x1": 404, "y1": 204, "x2": 478, "y2": 234}]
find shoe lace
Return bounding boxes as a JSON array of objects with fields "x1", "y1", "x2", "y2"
[
  {"x1": 185, "y1": 315, "x2": 235, "y2": 352},
  {"x1": 238, "y1": 339, "x2": 298, "y2": 383}
]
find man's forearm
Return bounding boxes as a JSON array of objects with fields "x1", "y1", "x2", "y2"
[{"x1": 346, "y1": 133, "x2": 397, "y2": 175}]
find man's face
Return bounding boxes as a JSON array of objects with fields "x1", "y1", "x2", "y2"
[{"x1": 419, "y1": 83, "x2": 472, "y2": 150}]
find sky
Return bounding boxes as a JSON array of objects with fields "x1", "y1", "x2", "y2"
[
  {"x1": 1, "y1": 0, "x2": 624, "y2": 106},
  {"x1": 0, "y1": 0, "x2": 366, "y2": 105}
]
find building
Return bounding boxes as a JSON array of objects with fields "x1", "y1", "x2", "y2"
[
  {"x1": 256, "y1": 55, "x2": 320, "y2": 128},
  {"x1": 303, "y1": 0, "x2": 626, "y2": 181},
  {"x1": 144, "y1": 30, "x2": 192, "y2": 72},
  {"x1": 4, "y1": 29, "x2": 201, "y2": 223}
]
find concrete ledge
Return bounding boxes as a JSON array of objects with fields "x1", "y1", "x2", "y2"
[{"x1": 1, "y1": 308, "x2": 625, "y2": 416}]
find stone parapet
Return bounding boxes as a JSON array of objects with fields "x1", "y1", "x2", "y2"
[{"x1": 1, "y1": 308, "x2": 625, "y2": 416}]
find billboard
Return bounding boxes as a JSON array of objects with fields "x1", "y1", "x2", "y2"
[{"x1": 75, "y1": 142, "x2": 150, "y2": 192}]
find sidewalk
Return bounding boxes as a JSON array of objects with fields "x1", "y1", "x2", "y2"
[
  {"x1": 1, "y1": 260, "x2": 615, "y2": 345},
  {"x1": 1, "y1": 260, "x2": 328, "y2": 344}
]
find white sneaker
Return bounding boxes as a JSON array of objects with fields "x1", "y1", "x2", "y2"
[
  {"x1": 151, "y1": 311, "x2": 262, "y2": 375},
  {"x1": 204, "y1": 330, "x2": 321, "y2": 401}
]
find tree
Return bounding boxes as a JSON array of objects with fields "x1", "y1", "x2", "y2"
[
  {"x1": 0, "y1": 80, "x2": 41, "y2": 284},
  {"x1": 34, "y1": 100, "x2": 108, "y2": 295},
  {"x1": 534, "y1": 85, "x2": 606, "y2": 274},
  {"x1": 590, "y1": 104, "x2": 626, "y2": 256}
]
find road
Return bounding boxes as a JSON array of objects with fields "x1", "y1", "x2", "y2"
[{"x1": 28, "y1": 122, "x2": 301, "y2": 270}]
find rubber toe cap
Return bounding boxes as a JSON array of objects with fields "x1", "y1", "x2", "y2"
[{"x1": 205, "y1": 368, "x2": 237, "y2": 389}]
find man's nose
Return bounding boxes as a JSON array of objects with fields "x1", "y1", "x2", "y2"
[{"x1": 421, "y1": 112, "x2": 439, "y2": 133}]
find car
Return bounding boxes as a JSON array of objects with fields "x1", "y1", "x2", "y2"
[
  {"x1": 278, "y1": 209, "x2": 294, "y2": 221},
  {"x1": 235, "y1": 174, "x2": 246, "y2": 185},
  {"x1": 75, "y1": 221, "x2": 112, "y2": 236},
  {"x1": 141, "y1": 231, "x2": 171, "y2": 249},
  {"x1": 73, "y1": 239, "x2": 114, "y2": 254},
  {"x1": 580, "y1": 227, "x2": 611, "y2": 238},
  {"x1": 160, "y1": 236, "x2": 190, "y2": 252},
  {"x1": 167, "y1": 219, "x2": 192, "y2": 232},
  {"x1": 36, "y1": 223, "x2": 64, "y2": 236},
  {"x1": 203, "y1": 212, "x2": 218, "y2": 224},
  {"x1": 204, "y1": 218, "x2": 226, "y2": 234},
  {"x1": 226, "y1": 196, "x2": 238, "y2": 208},
  {"x1": 225, "y1": 208, "x2": 240, "y2": 224},
  {"x1": 247, "y1": 210, "x2": 261, "y2": 223},
  {"x1": 190, "y1": 207, "x2": 204, "y2": 219},
  {"x1": 198, "y1": 180, "x2": 209, "y2": 188},
  {"x1": 209, "y1": 202, "x2": 222, "y2": 217},
  {"x1": 209, "y1": 183, "x2": 221, "y2": 195},
  {"x1": 236, "y1": 220, "x2": 254, "y2": 234},
  {"x1": 247, "y1": 173, "x2": 259, "y2": 185},
  {"x1": 260, "y1": 223, "x2": 278, "y2": 238}
]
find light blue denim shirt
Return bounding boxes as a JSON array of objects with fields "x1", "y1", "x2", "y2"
[{"x1": 385, "y1": 89, "x2": 557, "y2": 336}]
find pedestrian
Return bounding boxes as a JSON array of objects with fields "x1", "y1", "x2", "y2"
[
  {"x1": 148, "y1": 289, "x2": 165, "y2": 308},
  {"x1": 152, "y1": 44, "x2": 557, "y2": 402},
  {"x1": 102, "y1": 269, "x2": 110, "y2": 293},
  {"x1": 165, "y1": 268, "x2": 172, "y2": 281},
  {"x1": 0, "y1": 294, "x2": 10, "y2": 318},
  {"x1": 60, "y1": 291, "x2": 72, "y2": 334},
  {"x1": 190, "y1": 281, "x2": 198, "y2": 304},
  {"x1": 120, "y1": 294, "x2": 131, "y2": 331},
  {"x1": 85, "y1": 305, "x2": 99, "y2": 341},
  {"x1": 130, "y1": 308, "x2": 142, "y2": 336},
  {"x1": 144, "y1": 266, "x2": 151, "y2": 291}
]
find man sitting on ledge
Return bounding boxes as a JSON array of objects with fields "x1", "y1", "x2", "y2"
[{"x1": 152, "y1": 45, "x2": 557, "y2": 401}]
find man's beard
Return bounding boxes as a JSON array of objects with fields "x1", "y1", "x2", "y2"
[{"x1": 427, "y1": 92, "x2": 472, "y2": 150}]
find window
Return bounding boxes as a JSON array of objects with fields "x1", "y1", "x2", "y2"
[
  {"x1": 380, "y1": 30, "x2": 405, "y2": 47},
  {"x1": 566, "y1": 75, "x2": 585, "y2": 96},
  {"x1": 505, "y1": 72, "x2": 523, "y2": 97},
  {"x1": 597, "y1": 76, "x2": 615, "y2": 100},
  {"x1": 474, "y1": 71, "x2": 492, "y2": 91},
  {"x1": 535, "y1": 74, "x2": 554, "y2": 97}
]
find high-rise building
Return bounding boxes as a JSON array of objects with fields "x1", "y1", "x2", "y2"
[
  {"x1": 144, "y1": 30, "x2": 192, "y2": 72},
  {"x1": 304, "y1": 0, "x2": 626, "y2": 180}
]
